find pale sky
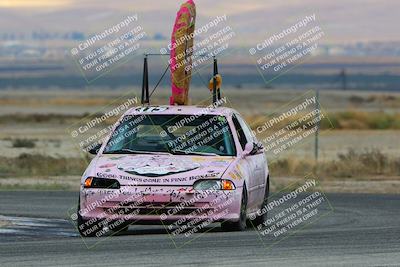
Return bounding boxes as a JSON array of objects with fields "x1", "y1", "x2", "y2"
[
  {"x1": 0, "y1": 0, "x2": 399, "y2": 43},
  {"x1": 0, "y1": 0, "x2": 71, "y2": 8}
]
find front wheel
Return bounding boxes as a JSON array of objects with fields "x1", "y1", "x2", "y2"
[
  {"x1": 77, "y1": 198, "x2": 106, "y2": 238},
  {"x1": 221, "y1": 186, "x2": 247, "y2": 231}
]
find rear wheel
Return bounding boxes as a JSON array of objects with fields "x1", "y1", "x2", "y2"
[
  {"x1": 221, "y1": 186, "x2": 247, "y2": 231},
  {"x1": 253, "y1": 176, "x2": 270, "y2": 227}
]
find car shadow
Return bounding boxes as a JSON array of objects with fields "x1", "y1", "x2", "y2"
[
  {"x1": 113, "y1": 224, "x2": 221, "y2": 236},
  {"x1": 113, "y1": 222, "x2": 256, "y2": 237}
]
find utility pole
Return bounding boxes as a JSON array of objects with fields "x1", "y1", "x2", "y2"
[
  {"x1": 315, "y1": 89, "x2": 320, "y2": 163},
  {"x1": 340, "y1": 68, "x2": 347, "y2": 91}
]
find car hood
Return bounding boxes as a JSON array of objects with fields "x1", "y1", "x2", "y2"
[{"x1": 91, "y1": 154, "x2": 235, "y2": 186}]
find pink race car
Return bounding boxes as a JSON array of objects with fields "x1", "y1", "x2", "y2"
[{"x1": 77, "y1": 105, "x2": 269, "y2": 237}]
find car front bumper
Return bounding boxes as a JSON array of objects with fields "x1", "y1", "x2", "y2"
[{"x1": 79, "y1": 186, "x2": 242, "y2": 224}]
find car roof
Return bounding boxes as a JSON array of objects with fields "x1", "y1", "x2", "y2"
[{"x1": 124, "y1": 105, "x2": 237, "y2": 116}]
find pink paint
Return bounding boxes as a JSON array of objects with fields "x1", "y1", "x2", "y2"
[
  {"x1": 170, "y1": 0, "x2": 196, "y2": 105},
  {"x1": 79, "y1": 105, "x2": 269, "y2": 229}
]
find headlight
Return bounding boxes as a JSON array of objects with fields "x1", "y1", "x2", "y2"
[
  {"x1": 84, "y1": 177, "x2": 120, "y2": 189},
  {"x1": 193, "y1": 179, "x2": 236, "y2": 190}
]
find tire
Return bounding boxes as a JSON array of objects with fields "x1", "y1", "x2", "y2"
[
  {"x1": 221, "y1": 185, "x2": 247, "y2": 232},
  {"x1": 252, "y1": 176, "x2": 270, "y2": 227},
  {"x1": 77, "y1": 198, "x2": 106, "y2": 238}
]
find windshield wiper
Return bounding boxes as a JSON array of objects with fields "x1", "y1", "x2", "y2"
[
  {"x1": 104, "y1": 149, "x2": 172, "y2": 155},
  {"x1": 172, "y1": 149, "x2": 219, "y2": 156},
  {"x1": 105, "y1": 148, "x2": 218, "y2": 156}
]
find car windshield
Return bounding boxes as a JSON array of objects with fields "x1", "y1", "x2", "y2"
[{"x1": 103, "y1": 114, "x2": 236, "y2": 156}]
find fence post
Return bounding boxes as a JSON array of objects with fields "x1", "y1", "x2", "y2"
[{"x1": 315, "y1": 89, "x2": 320, "y2": 162}]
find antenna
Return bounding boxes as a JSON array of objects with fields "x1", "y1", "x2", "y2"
[
  {"x1": 212, "y1": 56, "x2": 222, "y2": 105},
  {"x1": 141, "y1": 55, "x2": 149, "y2": 105},
  {"x1": 140, "y1": 53, "x2": 170, "y2": 105}
]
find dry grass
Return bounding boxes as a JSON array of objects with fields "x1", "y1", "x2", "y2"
[
  {"x1": 323, "y1": 111, "x2": 400, "y2": 129},
  {"x1": 0, "y1": 97, "x2": 115, "y2": 107},
  {"x1": 0, "y1": 154, "x2": 87, "y2": 178},
  {"x1": 0, "y1": 149, "x2": 398, "y2": 180},
  {"x1": 1, "y1": 110, "x2": 398, "y2": 130},
  {"x1": 271, "y1": 149, "x2": 400, "y2": 179},
  {"x1": 246, "y1": 111, "x2": 400, "y2": 131},
  {"x1": 12, "y1": 138, "x2": 36, "y2": 148},
  {"x1": 0, "y1": 113, "x2": 117, "y2": 125},
  {"x1": 354, "y1": 94, "x2": 400, "y2": 107},
  {"x1": 0, "y1": 149, "x2": 398, "y2": 192}
]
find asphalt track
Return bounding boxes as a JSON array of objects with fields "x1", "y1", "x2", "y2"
[{"x1": 0, "y1": 191, "x2": 400, "y2": 267}]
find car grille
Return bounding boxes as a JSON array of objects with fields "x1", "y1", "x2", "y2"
[{"x1": 103, "y1": 201, "x2": 212, "y2": 216}]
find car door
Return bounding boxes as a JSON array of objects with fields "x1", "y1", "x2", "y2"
[
  {"x1": 232, "y1": 114, "x2": 264, "y2": 210},
  {"x1": 234, "y1": 114, "x2": 266, "y2": 207}
]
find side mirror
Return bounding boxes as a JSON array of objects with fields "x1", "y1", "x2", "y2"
[
  {"x1": 256, "y1": 142, "x2": 264, "y2": 151},
  {"x1": 243, "y1": 142, "x2": 255, "y2": 157},
  {"x1": 87, "y1": 143, "x2": 102, "y2": 155}
]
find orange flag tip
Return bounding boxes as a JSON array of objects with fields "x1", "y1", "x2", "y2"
[{"x1": 208, "y1": 74, "x2": 223, "y2": 91}]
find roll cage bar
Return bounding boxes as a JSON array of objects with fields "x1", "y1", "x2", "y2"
[{"x1": 141, "y1": 53, "x2": 221, "y2": 106}]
